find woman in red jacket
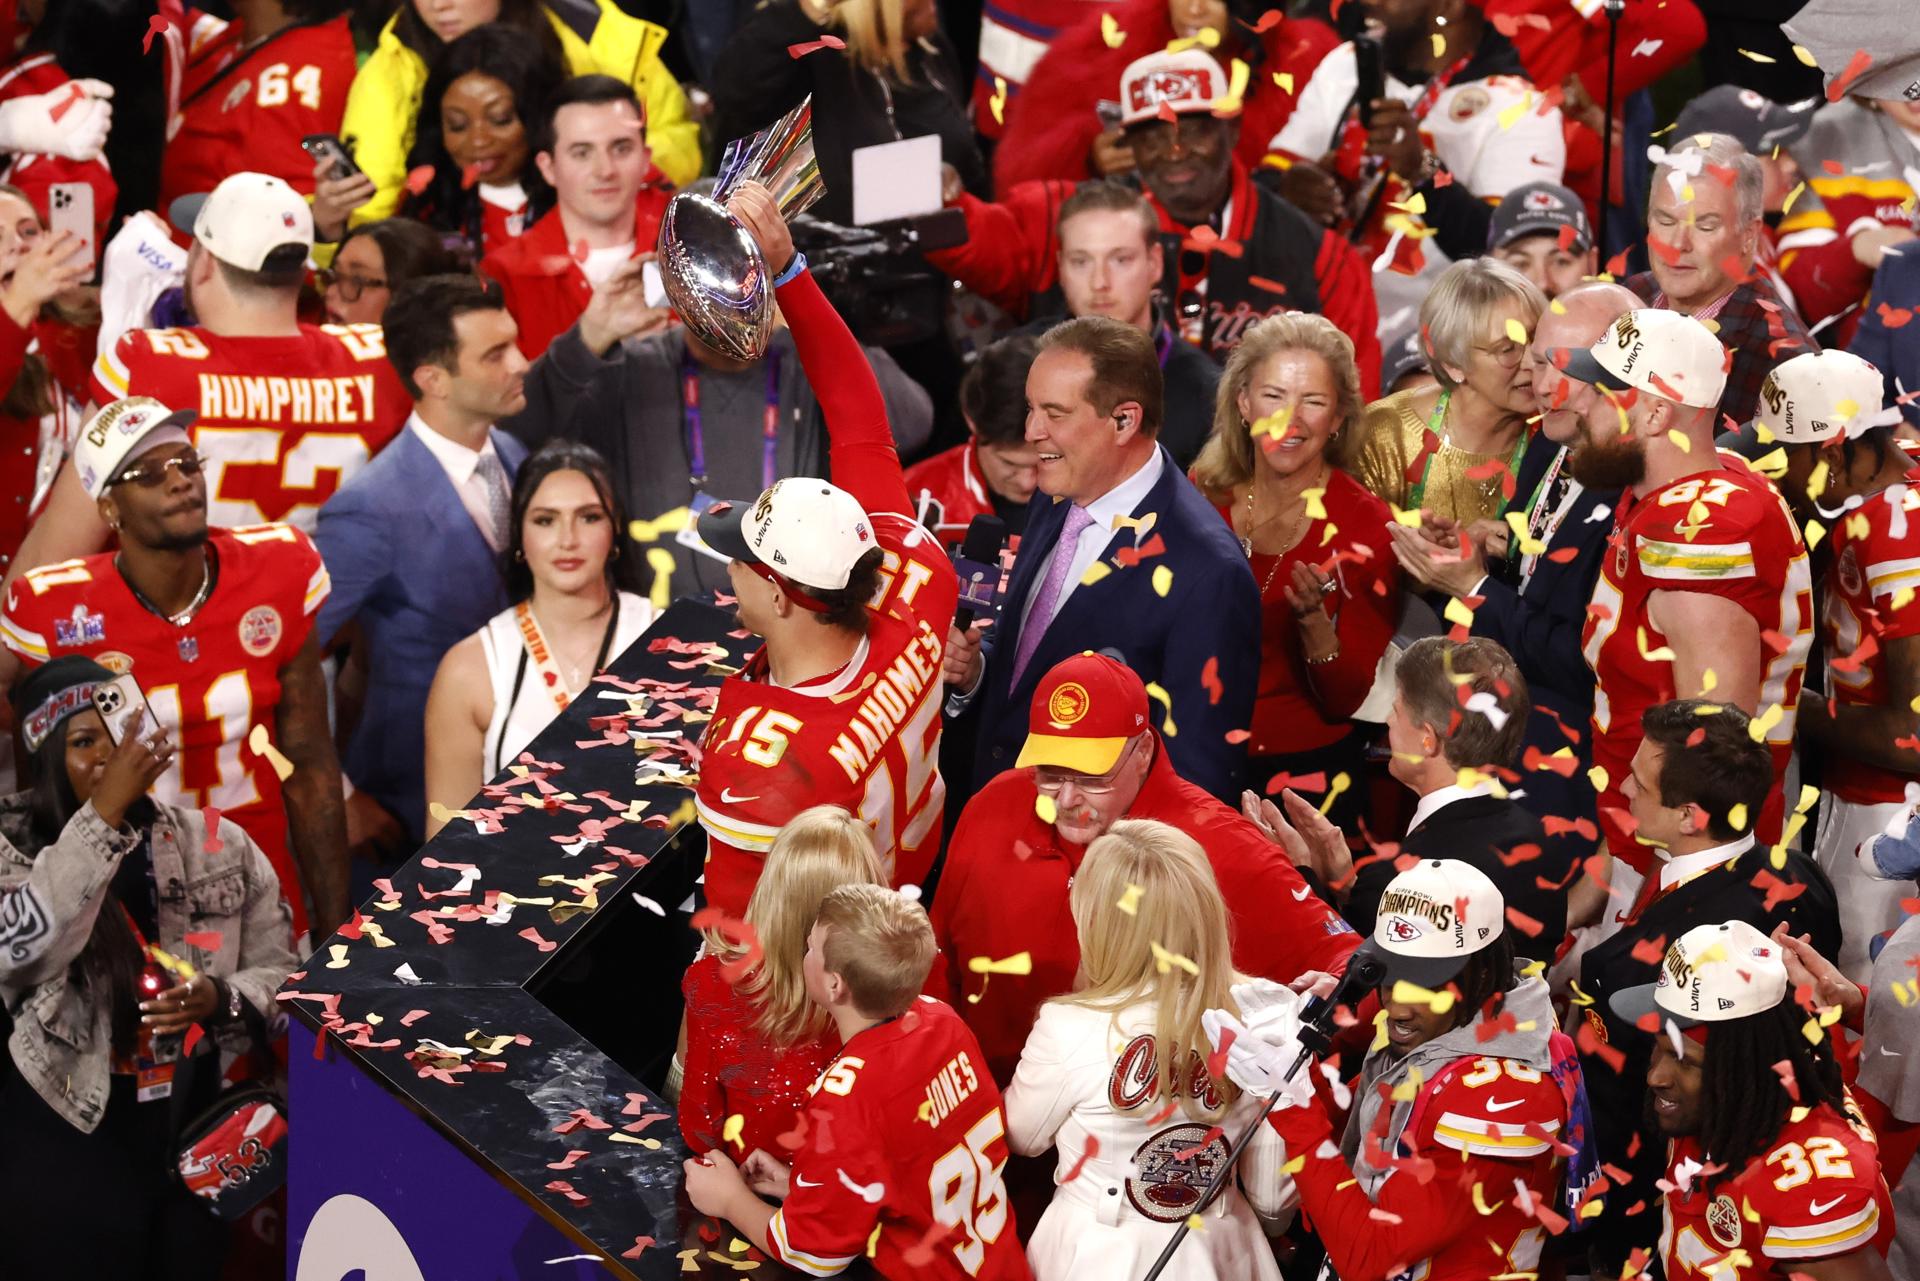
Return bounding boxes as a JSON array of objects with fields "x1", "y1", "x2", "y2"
[
  {"x1": 993, "y1": 0, "x2": 1337, "y2": 197},
  {"x1": 1191, "y1": 312, "x2": 1397, "y2": 827}
]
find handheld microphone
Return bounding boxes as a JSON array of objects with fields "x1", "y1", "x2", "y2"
[{"x1": 952, "y1": 514, "x2": 1007, "y2": 631}]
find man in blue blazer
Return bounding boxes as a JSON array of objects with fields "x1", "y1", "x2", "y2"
[
  {"x1": 945, "y1": 317, "x2": 1259, "y2": 801},
  {"x1": 315, "y1": 276, "x2": 532, "y2": 843},
  {"x1": 1851, "y1": 247, "x2": 1920, "y2": 434},
  {"x1": 1387, "y1": 283, "x2": 1637, "y2": 884}
]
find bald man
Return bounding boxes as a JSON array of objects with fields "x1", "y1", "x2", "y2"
[{"x1": 1388, "y1": 283, "x2": 1640, "y2": 878}]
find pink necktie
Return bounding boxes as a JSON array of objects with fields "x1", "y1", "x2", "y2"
[{"x1": 1010, "y1": 504, "x2": 1096, "y2": 687}]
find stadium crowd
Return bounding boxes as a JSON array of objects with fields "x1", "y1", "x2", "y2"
[{"x1": 0, "y1": 0, "x2": 1918, "y2": 1277}]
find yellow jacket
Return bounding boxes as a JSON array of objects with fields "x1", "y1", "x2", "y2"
[{"x1": 340, "y1": 0, "x2": 700, "y2": 227}]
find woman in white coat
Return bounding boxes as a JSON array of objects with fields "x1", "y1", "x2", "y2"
[{"x1": 1004, "y1": 818, "x2": 1296, "y2": 1280}]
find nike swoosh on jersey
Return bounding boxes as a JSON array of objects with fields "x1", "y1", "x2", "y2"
[
  {"x1": 1484, "y1": 1098, "x2": 1525, "y2": 1113},
  {"x1": 794, "y1": 1174, "x2": 822, "y2": 1188},
  {"x1": 1808, "y1": 1195, "x2": 1848, "y2": 1215},
  {"x1": 719, "y1": 788, "x2": 760, "y2": 803}
]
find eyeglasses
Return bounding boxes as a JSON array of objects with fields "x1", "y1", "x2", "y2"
[
  {"x1": 1032, "y1": 738, "x2": 1138, "y2": 795},
  {"x1": 1474, "y1": 339, "x2": 1529, "y2": 369},
  {"x1": 318, "y1": 269, "x2": 388, "y2": 302},
  {"x1": 111, "y1": 451, "x2": 203, "y2": 488}
]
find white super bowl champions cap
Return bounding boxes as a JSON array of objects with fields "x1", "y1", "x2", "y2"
[
  {"x1": 1755, "y1": 349, "x2": 1889, "y2": 445},
  {"x1": 173, "y1": 172, "x2": 314, "y2": 274},
  {"x1": 696, "y1": 478, "x2": 877, "y2": 591},
  {"x1": 1354, "y1": 859, "x2": 1506, "y2": 991},
  {"x1": 1559, "y1": 308, "x2": 1729, "y2": 410},
  {"x1": 72, "y1": 397, "x2": 198, "y2": 500},
  {"x1": 1609, "y1": 919, "x2": 1789, "y2": 1030}
]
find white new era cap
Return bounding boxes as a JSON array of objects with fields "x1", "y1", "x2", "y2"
[
  {"x1": 176, "y1": 172, "x2": 313, "y2": 273},
  {"x1": 1609, "y1": 919, "x2": 1789, "y2": 1030},
  {"x1": 1119, "y1": 50, "x2": 1228, "y2": 126},
  {"x1": 1560, "y1": 308, "x2": 1728, "y2": 410},
  {"x1": 1355, "y1": 859, "x2": 1506, "y2": 990},
  {"x1": 696, "y1": 478, "x2": 877, "y2": 591},
  {"x1": 73, "y1": 397, "x2": 197, "y2": 500},
  {"x1": 1756, "y1": 350, "x2": 1888, "y2": 444}
]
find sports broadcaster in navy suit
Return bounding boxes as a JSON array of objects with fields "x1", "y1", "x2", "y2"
[
  {"x1": 1387, "y1": 283, "x2": 1639, "y2": 878},
  {"x1": 944, "y1": 317, "x2": 1260, "y2": 801}
]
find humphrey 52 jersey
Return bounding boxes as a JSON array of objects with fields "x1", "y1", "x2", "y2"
[
  {"x1": 0, "y1": 524, "x2": 329, "y2": 932},
  {"x1": 1661, "y1": 1103, "x2": 1893, "y2": 1278},
  {"x1": 696, "y1": 511, "x2": 959, "y2": 917},
  {"x1": 1582, "y1": 461, "x2": 1812, "y2": 858},
  {"x1": 91, "y1": 323, "x2": 409, "y2": 531}
]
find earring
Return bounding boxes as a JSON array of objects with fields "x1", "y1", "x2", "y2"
[{"x1": 514, "y1": 549, "x2": 525, "y2": 562}]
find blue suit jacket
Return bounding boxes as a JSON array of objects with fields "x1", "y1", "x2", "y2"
[
  {"x1": 1469, "y1": 433, "x2": 1615, "y2": 862},
  {"x1": 1852, "y1": 249, "x2": 1920, "y2": 432},
  {"x1": 965, "y1": 447, "x2": 1260, "y2": 800},
  {"x1": 313, "y1": 426, "x2": 527, "y2": 839}
]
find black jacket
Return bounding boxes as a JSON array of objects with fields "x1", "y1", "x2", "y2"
[
  {"x1": 1348, "y1": 792, "x2": 1572, "y2": 966},
  {"x1": 1573, "y1": 843, "x2": 1841, "y2": 1272}
]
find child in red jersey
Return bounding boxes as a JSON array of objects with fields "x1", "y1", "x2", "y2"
[
  {"x1": 1611, "y1": 920, "x2": 1896, "y2": 1280},
  {"x1": 683, "y1": 883, "x2": 1033, "y2": 1281}
]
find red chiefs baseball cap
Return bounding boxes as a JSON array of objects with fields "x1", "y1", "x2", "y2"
[
  {"x1": 1118, "y1": 50, "x2": 1228, "y2": 127},
  {"x1": 1016, "y1": 652, "x2": 1150, "y2": 775}
]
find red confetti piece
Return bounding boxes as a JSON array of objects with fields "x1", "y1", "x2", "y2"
[
  {"x1": 547, "y1": 1149, "x2": 591, "y2": 1170},
  {"x1": 787, "y1": 34, "x2": 847, "y2": 58},
  {"x1": 201, "y1": 807, "x2": 223, "y2": 852},
  {"x1": 1113, "y1": 533, "x2": 1167, "y2": 567},
  {"x1": 1225, "y1": 728, "x2": 1252, "y2": 744},
  {"x1": 1184, "y1": 224, "x2": 1245, "y2": 258},
  {"x1": 1157, "y1": 100, "x2": 1179, "y2": 124},
  {"x1": 1206, "y1": 1025, "x2": 1235, "y2": 1085},
  {"x1": 143, "y1": 14, "x2": 173, "y2": 54},
  {"x1": 1505, "y1": 906, "x2": 1543, "y2": 937},
  {"x1": 1248, "y1": 275, "x2": 1289, "y2": 296},
  {"x1": 183, "y1": 930, "x2": 223, "y2": 951},
  {"x1": 571, "y1": 238, "x2": 591, "y2": 265},
  {"x1": 901, "y1": 1221, "x2": 961, "y2": 1267},
  {"x1": 1878, "y1": 303, "x2": 1913, "y2": 329},
  {"x1": 405, "y1": 165, "x2": 435, "y2": 196},
  {"x1": 1751, "y1": 869, "x2": 1809, "y2": 912},
  {"x1": 1201, "y1": 657, "x2": 1223, "y2": 705},
  {"x1": 1545, "y1": 545, "x2": 1580, "y2": 563},
  {"x1": 1827, "y1": 49, "x2": 1874, "y2": 102},
  {"x1": 1250, "y1": 9, "x2": 1283, "y2": 33},
  {"x1": 1521, "y1": 746, "x2": 1577, "y2": 778},
  {"x1": 691, "y1": 907, "x2": 765, "y2": 984},
  {"x1": 621, "y1": 1236, "x2": 656, "y2": 1259},
  {"x1": 520, "y1": 926, "x2": 558, "y2": 952},
  {"x1": 1062, "y1": 1135, "x2": 1101, "y2": 1182},
  {"x1": 1831, "y1": 631, "x2": 1879, "y2": 674},
  {"x1": 1431, "y1": 169, "x2": 1454, "y2": 188},
  {"x1": 1267, "y1": 770, "x2": 1327, "y2": 794},
  {"x1": 1494, "y1": 841, "x2": 1543, "y2": 867},
  {"x1": 1146, "y1": 1098, "x2": 1181, "y2": 1125},
  {"x1": 1576, "y1": 1016, "x2": 1624, "y2": 1071},
  {"x1": 1547, "y1": 816, "x2": 1600, "y2": 841},
  {"x1": 461, "y1": 162, "x2": 484, "y2": 190},
  {"x1": 543, "y1": 1179, "x2": 590, "y2": 1207},
  {"x1": 1605, "y1": 248, "x2": 1632, "y2": 277},
  {"x1": 400, "y1": 1009, "x2": 430, "y2": 1027},
  {"x1": 1173, "y1": 1125, "x2": 1226, "y2": 1161},
  {"x1": 1630, "y1": 935, "x2": 1668, "y2": 964}
]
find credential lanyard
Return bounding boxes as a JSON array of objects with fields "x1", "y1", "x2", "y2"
[
  {"x1": 1406, "y1": 388, "x2": 1528, "y2": 512},
  {"x1": 682, "y1": 348, "x2": 784, "y2": 491}
]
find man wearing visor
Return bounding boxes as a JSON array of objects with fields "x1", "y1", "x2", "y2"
[{"x1": 928, "y1": 650, "x2": 1357, "y2": 1085}]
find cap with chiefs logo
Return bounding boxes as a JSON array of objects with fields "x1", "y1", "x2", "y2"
[
  {"x1": 73, "y1": 397, "x2": 198, "y2": 500},
  {"x1": 1354, "y1": 859, "x2": 1505, "y2": 991},
  {"x1": 169, "y1": 171, "x2": 313, "y2": 274},
  {"x1": 1557, "y1": 308, "x2": 1728, "y2": 410},
  {"x1": 1754, "y1": 349, "x2": 1889, "y2": 445},
  {"x1": 1609, "y1": 919, "x2": 1789, "y2": 1031},
  {"x1": 1016, "y1": 651, "x2": 1150, "y2": 775},
  {"x1": 1119, "y1": 50, "x2": 1227, "y2": 127},
  {"x1": 1487, "y1": 180, "x2": 1593, "y2": 253},
  {"x1": 696, "y1": 477, "x2": 875, "y2": 593}
]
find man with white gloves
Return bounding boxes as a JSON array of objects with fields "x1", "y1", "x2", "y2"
[
  {"x1": 0, "y1": 81, "x2": 112, "y2": 163},
  {"x1": 1206, "y1": 860, "x2": 1592, "y2": 1281}
]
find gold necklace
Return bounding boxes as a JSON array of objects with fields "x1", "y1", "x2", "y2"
[{"x1": 1241, "y1": 469, "x2": 1322, "y2": 593}]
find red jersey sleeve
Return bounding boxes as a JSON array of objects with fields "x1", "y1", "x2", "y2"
[
  {"x1": 90, "y1": 329, "x2": 143, "y2": 406},
  {"x1": 767, "y1": 1083, "x2": 888, "y2": 1277},
  {"x1": 1850, "y1": 488, "x2": 1920, "y2": 641},
  {"x1": 1411, "y1": 1056, "x2": 1569, "y2": 1162},
  {"x1": 0, "y1": 557, "x2": 102, "y2": 665},
  {"x1": 1632, "y1": 469, "x2": 1799, "y2": 614},
  {"x1": 1748, "y1": 1121, "x2": 1889, "y2": 1263}
]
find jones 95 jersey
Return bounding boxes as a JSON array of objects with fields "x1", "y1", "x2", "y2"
[
  {"x1": 90, "y1": 323, "x2": 409, "y2": 532},
  {"x1": 1661, "y1": 1104, "x2": 1893, "y2": 1278}
]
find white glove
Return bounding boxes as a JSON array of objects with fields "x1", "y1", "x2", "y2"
[
  {"x1": 1202, "y1": 980, "x2": 1314, "y2": 1106},
  {"x1": 0, "y1": 81, "x2": 114, "y2": 162}
]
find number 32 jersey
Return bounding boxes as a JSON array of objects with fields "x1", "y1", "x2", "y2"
[
  {"x1": 91, "y1": 323, "x2": 410, "y2": 533},
  {"x1": 1661, "y1": 1104, "x2": 1893, "y2": 1278},
  {"x1": 0, "y1": 524, "x2": 330, "y2": 934},
  {"x1": 1581, "y1": 459, "x2": 1812, "y2": 866}
]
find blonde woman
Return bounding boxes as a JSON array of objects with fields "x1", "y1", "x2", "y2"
[
  {"x1": 678, "y1": 806, "x2": 886, "y2": 1161},
  {"x1": 1192, "y1": 312, "x2": 1398, "y2": 829},
  {"x1": 1005, "y1": 819, "x2": 1293, "y2": 1280},
  {"x1": 1354, "y1": 258, "x2": 1546, "y2": 528}
]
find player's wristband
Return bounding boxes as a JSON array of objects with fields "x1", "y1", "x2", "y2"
[{"x1": 771, "y1": 252, "x2": 808, "y2": 288}]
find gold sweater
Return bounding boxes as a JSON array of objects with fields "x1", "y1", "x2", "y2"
[{"x1": 1353, "y1": 386, "x2": 1528, "y2": 527}]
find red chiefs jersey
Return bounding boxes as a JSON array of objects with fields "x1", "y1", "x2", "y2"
[
  {"x1": 694, "y1": 270, "x2": 959, "y2": 917},
  {"x1": 158, "y1": 13, "x2": 356, "y2": 218},
  {"x1": 1272, "y1": 1050, "x2": 1571, "y2": 1281},
  {"x1": 1822, "y1": 468, "x2": 1920, "y2": 805},
  {"x1": 1661, "y1": 1103, "x2": 1893, "y2": 1278},
  {"x1": 90, "y1": 323, "x2": 408, "y2": 532},
  {"x1": 768, "y1": 996, "x2": 1031, "y2": 1281},
  {"x1": 1581, "y1": 458, "x2": 1813, "y2": 868},
  {"x1": 903, "y1": 442, "x2": 998, "y2": 550},
  {"x1": 0, "y1": 524, "x2": 330, "y2": 935}
]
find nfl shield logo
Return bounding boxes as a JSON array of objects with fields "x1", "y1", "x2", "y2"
[{"x1": 177, "y1": 635, "x2": 199, "y2": 663}]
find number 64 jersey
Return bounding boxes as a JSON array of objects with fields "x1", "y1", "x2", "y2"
[
  {"x1": 769, "y1": 996, "x2": 1032, "y2": 1281},
  {"x1": 1661, "y1": 1103, "x2": 1893, "y2": 1278},
  {"x1": 1581, "y1": 458, "x2": 1813, "y2": 866}
]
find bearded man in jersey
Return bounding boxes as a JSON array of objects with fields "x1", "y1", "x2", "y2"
[
  {"x1": 1613, "y1": 920, "x2": 1896, "y2": 1281},
  {"x1": 6, "y1": 171, "x2": 409, "y2": 592},
  {"x1": 0, "y1": 398, "x2": 348, "y2": 942},
  {"x1": 692, "y1": 183, "x2": 958, "y2": 918},
  {"x1": 1209, "y1": 859, "x2": 1589, "y2": 1281},
  {"x1": 1559, "y1": 308, "x2": 1812, "y2": 926}
]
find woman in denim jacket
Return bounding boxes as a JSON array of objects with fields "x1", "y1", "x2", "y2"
[{"x1": 0, "y1": 657, "x2": 298, "y2": 1279}]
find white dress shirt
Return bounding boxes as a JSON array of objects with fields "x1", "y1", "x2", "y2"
[
  {"x1": 1657, "y1": 833, "x2": 1755, "y2": 892},
  {"x1": 1018, "y1": 447, "x2": 1166, "y2": 638},
  {"x1": 409, "y1": 415, "x2": 508, "y2": 552},
  {"x1": 1407, "y1": 779, "x2": 1495, "y2": 836}
]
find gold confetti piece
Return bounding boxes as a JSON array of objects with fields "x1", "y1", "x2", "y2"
[
  {"x1": 1319, "y1": 771, "x2": 1350, "y2": 816},
  {"x1": 1145, "y1": 680, "x2": 1176, "y2": 737},
  {"x1": 989, "y1": 76, "x2": 1007, "y2": 125},
  {"x1": 867, "y1": 1223, "x2": 883, "y2": 1258},
  {"x1": 1796, "y1": 783, "x2": 1819, "y2": 814},
  {"x1": 1431, "y1": 32, "x2": 1446, "y2": 58},
  {"x1": 1167, "y1": 27, "x2": 1221, "y2": 51},
  {"x1": 1738, "y1": 48, "x2": 1776, "y2": 63},
  {"x1": 1701, "y1": 667, "x2": 1718, "y2": 693},
  {"x1": 723, "y1": 1113, "x2": 745, "y2": 1149},
  {"x1": 1273, "y1": 71, "x2": 1295, "y2": 94},
  {"x1": 1497, "y1": 90, "x2": 1532, "y2": 132},
  {"x1": 1636, "y1": 627, "x2": 1677, "y2": 663},
  {"x1": 645, "y1": 547, "x2": 677, "y2": 612},
  {"x1": 968, "y1": 952, "x2": 1033, "y2": 976},
  {"x1": 1151, "y1": 565, "x2": 1174, "y2": 596},
  {"x1": 1780, "y1": 181, "x2": 1805, "y2": 215},
  {"x1": 1791, "y1": 43, "x2": 1818, "y2": 65},
  {"x1": 1748, "y1": 701, "x2": 1785, "y2": 742},
  {"x1": 1504, "y1": 317, "x2": 1529, "y2": 344},
  {"x1": 1900, "y1": 586, "x2": 1918, "y2": 612},
  {"x1": 1751, "y1": 446, "x2": 1788, "y2": 477},
  {"x1": 679, "y1": 1248, "x2": 701, "y2": 1272},
  {"x1": 629, "y1": 507, "x2": 691, "y2": 542},
  {"x1": 1728, "y1": 802, "x2": 1748, "y2": 831},
  {"x1": 1304, "y1": 487, "x2": 1328, "y2": 520},
  {"x1": 1807, "y1": 460, "x2": 1829, "y2": 500},
  {"x1": 1080, "y1": 561, "x2": 1114, "y2": 588},
  {"x1": 1282, "y1": 1153, "x2": 1306, "y2": 1174},
  {"x1": 1100, "y1": 12, "x2": 1125, "y2": 47},
  {"x1": 1035, "y1": 793, "x2": 1058, "y2": 823},
  {"x1": 1250, "y1": 406, "x2": 1293, "y2": 440},
  {"x1": 608, "y1": 1132, "x2": 662, "y2": 1147},
  {"x1": 1444, "y1": 597, "x2": 1477, "y2": 628},
  {"x1": 1389, "y1": 191, "x2": 1429, "y2": 216},
  {"x1": 326, "y1": 943, "x2": 350, "y2": 969},
  {"x1": 1391, "y1": 979, "x2": 1455, "y2": 1013},
  {"x1": 1804, "y1": 520, "x2": 1827, "y2": 552},
  {"x1": 1117, "y1": 883, "x2": 1145, "y2": 915},
  {"x1": 247, "y1": 723, "x2": 294, "y2": 781},
  {"x1": 1754, "y1": 422, "x2": 1775, "y2": 444},
  {"x1": 1474, "y1": 1182, "x2": 1506, "y2": 1215},
  {"x1": 1587, "y1": 765, "x2": 1609, "y2": 793},
  {"x1": 1186, "y1": 1213, "x2": 1206, "y2": 1232},
  {"x1": 1666, "y1": 429, "x2": 1691, "y2": 453},
  {"x1": 1152, "y1": 940, "x2": 1201, "y2": 975},
  {"x1": 1215, "y1": 57, "x2": 1249, "y2": 114},
  {"x1": 1391, "y1": 505, "x2": 1423, "y2": 527}
]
